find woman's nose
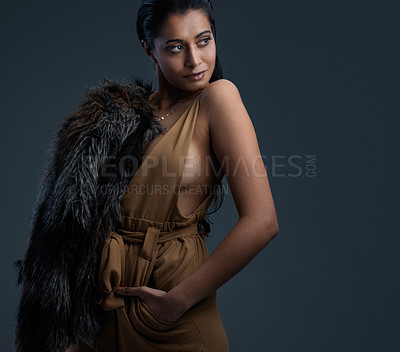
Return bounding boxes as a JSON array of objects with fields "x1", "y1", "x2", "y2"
[{"x1": 185, "y1": 46, "x2": 201, "y2": 67}]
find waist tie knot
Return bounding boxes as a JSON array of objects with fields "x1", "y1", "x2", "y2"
[{"x1": 96, "y1": 223, "x2": 201, "y2": 311}]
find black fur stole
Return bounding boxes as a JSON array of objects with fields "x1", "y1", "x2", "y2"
[{"x1": 14, "y1": 77, "x2": 165, "y2": 351}]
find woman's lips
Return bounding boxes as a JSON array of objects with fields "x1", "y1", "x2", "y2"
[{"x1": 185, "y1": 70, "x2": 206, "y2": 81}]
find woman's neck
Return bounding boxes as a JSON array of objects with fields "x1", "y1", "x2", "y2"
[{"x1": 151, "y1": 69, "x2": 204, "y2": 110}]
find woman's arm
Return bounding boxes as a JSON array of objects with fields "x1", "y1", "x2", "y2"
[{"x1": 167, "y1": 79, "x2": 279, "y2": 311}]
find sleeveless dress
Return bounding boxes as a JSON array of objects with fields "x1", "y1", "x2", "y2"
[{"x1": 69, "y1": 90, "x2": 229, "y2": 351}]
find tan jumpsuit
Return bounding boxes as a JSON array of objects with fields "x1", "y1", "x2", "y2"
[{"x1": 69, "y1": 91, "x2": 229, "y2": 351}]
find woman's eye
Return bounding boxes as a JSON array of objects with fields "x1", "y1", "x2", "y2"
[
  {"x1": 199, "y1": 37, "x2": 211, "y2": 45},
  {"x1": 169, "y1": 45, "x2": 183, "y2": 53},
  {"x1": 167, "y1": 37, "x2": 212, "y2": 53}
]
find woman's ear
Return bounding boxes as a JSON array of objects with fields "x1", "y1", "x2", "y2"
[{"x1": 142, "y1": 40, "x2": 158, "y2": 65}]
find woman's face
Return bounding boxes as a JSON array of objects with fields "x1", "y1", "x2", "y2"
[{"x1": 150, "y1": 9, "x2": 216, "y2": 92}]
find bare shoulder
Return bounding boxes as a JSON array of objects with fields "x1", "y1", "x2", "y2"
[
  {"x1": 199, "y1": 78, "x2": 248, "y2": 130},
  {"x1": 200, "y1": 78, "x2": 241, "y2": 109},
  {"x1": 203, "y1": 78, "x2": 239, "y2": 94}
]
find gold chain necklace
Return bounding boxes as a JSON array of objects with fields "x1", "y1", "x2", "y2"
[{"x1": 149, "y1": 91, "x2": 188, "y2": 122}]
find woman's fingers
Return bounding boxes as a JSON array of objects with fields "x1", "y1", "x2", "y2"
[
  {"x1": 115, "y1": 286, "x2": 164, "y2": 298},
  {"x1": 115, "y1": 286, "x2": 145, "y2": 297}
]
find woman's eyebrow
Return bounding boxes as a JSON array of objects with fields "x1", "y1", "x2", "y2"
[{"x1": 164, "y1": 30, "x2": 211, "y2": 44}]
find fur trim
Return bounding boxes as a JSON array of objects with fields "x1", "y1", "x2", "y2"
[{"x1": 14, "y1": 77, "x2": 165, "y2": 351}]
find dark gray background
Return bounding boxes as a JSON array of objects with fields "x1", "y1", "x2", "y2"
[{"x1": 2, "y1": 0, "x2": 396, "y2": 351}]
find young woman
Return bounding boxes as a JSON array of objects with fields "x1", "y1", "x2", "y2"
[{"x1": 14, "y1": 1, "x2": 278, "y2": 351}]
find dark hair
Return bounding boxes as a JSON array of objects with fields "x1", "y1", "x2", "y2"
[{"x1": 136, "y1": 0, "x2": 225, "y2": 227}]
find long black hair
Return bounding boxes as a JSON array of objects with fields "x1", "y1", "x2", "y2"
[{"x1": 136, "y1": 0, "x2": 225, "y2": 229}]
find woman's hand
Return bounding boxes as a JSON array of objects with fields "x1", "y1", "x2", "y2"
[{"x1": 115, "y1": 286, "x2": 186, "y2": 322}]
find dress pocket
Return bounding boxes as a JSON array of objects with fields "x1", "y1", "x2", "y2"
[{"x1": 140, "y1": 299, "x2": 188, "y2": 327}]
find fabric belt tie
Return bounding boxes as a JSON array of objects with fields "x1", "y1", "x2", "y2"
[{"x1": 96, "y1": 223, "x2": 202, "y2": 311}]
